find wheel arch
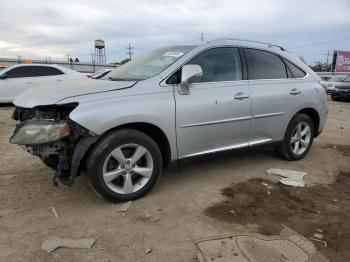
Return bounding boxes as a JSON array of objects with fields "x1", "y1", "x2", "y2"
[
  {"x1": 295, "y1": 108, "x2": 320, "y2": 137},
  {"x1": 81, "y1": 122, "x2": 172, "y2": 171}
]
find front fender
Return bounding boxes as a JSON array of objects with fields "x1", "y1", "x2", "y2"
[{"x1": 63, "y1": 90, "x2": 177, "y2": 160}]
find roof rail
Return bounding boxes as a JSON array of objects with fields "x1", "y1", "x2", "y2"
[{"x1": 208, "y1": 37, "x2": 286, "y2": 51}]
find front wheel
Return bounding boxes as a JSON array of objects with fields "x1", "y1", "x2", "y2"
[
  {"x1": 276, "y1": 113, "x2": 314, "y2": 161},
  {"x1": 86, "y1": 129, "x2": 162, "y2": 202}
]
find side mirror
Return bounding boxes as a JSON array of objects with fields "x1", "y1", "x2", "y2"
[
  {"x1": 179, "y1": 65, "x2": 203, "y2": 95},
  {"x1": 0, "y1": 74, "x2": 7, "y2": 80}
]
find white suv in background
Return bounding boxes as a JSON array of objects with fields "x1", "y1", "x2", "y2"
[{"x1": 0, "y1": 64, "x2": 85, "y2": 103}]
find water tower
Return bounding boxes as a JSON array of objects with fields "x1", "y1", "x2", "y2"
[{"x1": 93, "y1": 39, "x2": 106, "y2": 64}]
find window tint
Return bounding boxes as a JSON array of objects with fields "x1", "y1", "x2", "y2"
[
  {"x1": 246, "y1": 49, "x2": 287, "y2": 79},
  {"x1": 34, "y1": 66, "x2": 64, "y2": 77},
  {"x1": 284, "y1": 60, "x2": 306, "y2": 78},
  {"x1": 6, "y1": 66, "x2": 35, "y2": 78},
  {"x1": 186, "y1": 47, "x2": 242, "y2": 83}
]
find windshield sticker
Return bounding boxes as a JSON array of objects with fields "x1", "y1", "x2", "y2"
[{"x1": 163, "y1": 51, "x2": 184, "y2": 58}]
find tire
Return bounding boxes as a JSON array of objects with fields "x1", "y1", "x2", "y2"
[
  {"x1": 276, "y1": 113, "x2": 314, "y2": 161},
  {"x1": 331, "y1": 96, "x2": 340, "y2": 101},
  {"x1": 86, "y1": 128, "x2": 163, "y2": 202}
]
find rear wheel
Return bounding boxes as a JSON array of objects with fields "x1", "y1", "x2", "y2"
[
  {"x1": 87, "y1": 129, "x2": 162, "y2": 202},
  {"x1": 276, "y1": 113, "x2": 314, "y2": 161}
]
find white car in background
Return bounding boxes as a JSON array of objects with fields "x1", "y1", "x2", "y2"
[{"x1": 0, "y1": 64, "x2": 85, "y2": 103}]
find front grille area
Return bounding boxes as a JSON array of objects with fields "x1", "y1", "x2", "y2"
[{"x1": 12, "y1": 103, "x2": 78, "y2": 122}]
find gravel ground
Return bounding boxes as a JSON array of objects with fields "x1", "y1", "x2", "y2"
[{"x1": 0, "y1": 97, "x2": 349, "y2": 262}]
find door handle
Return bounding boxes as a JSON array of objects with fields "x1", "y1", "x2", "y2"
[
  {"x1": 56, "y1": 79, "x2": 63, "y2": 82},
  {"x1": 234, "y1": 92, "x2": 250, "y2": 100},
  {"x1": 25, "y1": 82, "x2": 33, "y2": 84},
  {"x1": 289, "y1": 88, "x2": 302, "y2": 95}
]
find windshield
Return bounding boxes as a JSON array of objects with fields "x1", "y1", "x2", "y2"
[
  {"x1": 329, "y1": 76, "x2": 345, "y2": 82},
  {"x1": 105, "y1": 45, "x2": 196, "y2": 81},
  {"x1": 343, "y1": 75, "x2": 350, "y2": 82},
  {"x1": 92, "y1": 69, "x2": 113, "y2": 79}
]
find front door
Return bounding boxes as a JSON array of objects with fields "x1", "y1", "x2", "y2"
[
  {"x1": 174, "y1": 47, "x2": 251, "y2": 158},
  {"x1": 33, "y1": 66, "x2": 65, "y2": 86},
  {"x1": 0, "y1": 66, "x2": 35, "y2": 102}
]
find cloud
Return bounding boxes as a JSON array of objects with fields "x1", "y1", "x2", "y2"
[{"x1": 0, "y1": 0, "x2": 349, "y2": 63}]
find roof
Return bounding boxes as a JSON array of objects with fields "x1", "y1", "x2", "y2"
[{"x1": 208, "y1": 37, "x2": 286, "y2": 52}]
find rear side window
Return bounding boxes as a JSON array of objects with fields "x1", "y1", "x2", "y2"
[
  {"x1": 6, "y1": 66, "x2": 35, "y2": 78},
  {"x1": 186, "y1": 47, "x2": 242, "y2": 83},
  {"x1": 284, "y1": 60, "x2": 306, "y2": 78},
  {"x1": 34, "y1": 66, "x2": 64, "y2": 77},
  {"x1": 245, "y1": 49, "x2": 287, "y2": 80}
]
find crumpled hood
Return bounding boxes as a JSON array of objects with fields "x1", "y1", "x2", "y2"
[{"x1": 14, "y1": 79, "x2": 137, "y2": 108}]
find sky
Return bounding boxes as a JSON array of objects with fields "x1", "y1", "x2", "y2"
[{"x1": 0, "y1": 0, "x2": 349, "y2": 65}]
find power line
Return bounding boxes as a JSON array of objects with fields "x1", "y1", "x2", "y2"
[
  {"x1": 290, "y1": 36, "x2": 350, "y2": 49},
  {"x1": 126, "y1": 43, "x2": 134, "y2": 60}
]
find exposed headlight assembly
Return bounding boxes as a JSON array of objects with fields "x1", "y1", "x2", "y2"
[{"x1": 10, "y1": 120, "x2": 70, "y2": 145}]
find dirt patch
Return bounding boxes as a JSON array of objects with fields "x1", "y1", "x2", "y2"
[
  {"x1": 322, "y1": 144, "x2": 350, "y2": 157},
  {"x1": 205, "y1": 171, "x2": 350, "y2": 262}
]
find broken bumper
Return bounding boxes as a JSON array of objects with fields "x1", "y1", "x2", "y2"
[{"x1": 10, "y1": 105, "x2": 99, "y2": 186}]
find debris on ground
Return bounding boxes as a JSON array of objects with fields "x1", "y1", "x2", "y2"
[
  {"x1": 309, "y1": 238, "x2": 327, "y2": 247},
  {"x1": 51, "y1": 206, "x2": 59, "y2": 218},
  {"x1": 117, "y1": 201, "x2": 132, "y2": 212},
  {"x1": 204, "y1": 172, "x2": 350, "y2": 261},
  {"x1": 141, "y1": 210, "x2": 151, "y2": 220},
  {"x1": 267, "y1": 168, "x2": 306, "y2": 187},
  {"x1": 145, "y1": 248, "x2": 152, "y2": 254},
  {"x1": 313, "y1": 233, "x2": 324, "y2": 240},
  {"x1": 195, "y1": 226, "x2": 329, "y2": 262},
  {"x1": 41, "y1": 238, "x2": 95, "y2": 253}
]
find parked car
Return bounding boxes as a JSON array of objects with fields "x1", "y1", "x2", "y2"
[
  {"x1": 0, "y1": 64, "x2": 85, "y2": 103},
  {"x1": 320, "y1": 75, "x2": 348, "y2": 93},
  {"x1": 331, "y1": 75, "x2": 350, "y2": 101},
  {"x1": 10, "y1": 38, "x2": 328, "y2": 202},
  {"x1": 90, "y1": 68, "x2": 114, "y2": 79},
  {"x1": 0, "y1": 63, "x2": 7, "y2": 71}
]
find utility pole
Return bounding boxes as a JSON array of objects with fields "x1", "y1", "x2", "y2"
[
  {"x1": 126, "y1": 43, "x2": 133, "y2": 60},
  {"x1": 200, "y1": 32, "x2": 204, "y2": 43},
  {"x1": 66, "y1": 54, "x2": 70, "y2": 62},
  {"x1": 91, "y1": 51, "x2": 96, "y2": 72},
  {"x1": 326, "y1": 50, "x2": 330, "y2": 65},
  {"x1": 326, "y1": 50, "x2": 331, "y2": 72}
]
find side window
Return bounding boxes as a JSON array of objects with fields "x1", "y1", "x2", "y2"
[
  {"x1": 245, "y1": 49, "x2": 287, "y2": 80},
  {"x1": 6, "y1": 66, "x2": 35, "y2": 78},
  {"x1": 186, "y1": 47, "x2": 242, "y2": 83},
  {"x1": 166, "y1": 69, "x2": 181, "y2": 85},
  {"x1": 34, "y1": 66, "x2": 64, "y2": 77},
  {"x1": 284, "y1": 60, "x2": 306, "y2": 78}
]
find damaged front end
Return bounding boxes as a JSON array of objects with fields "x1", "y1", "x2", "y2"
[{"x1": 10, "y1": 103, "x2": 98, "y2": 186}]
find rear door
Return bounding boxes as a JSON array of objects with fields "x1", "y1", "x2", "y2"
[
  {"x1": 34, "y1": 66, "x2": 65, "y2": 86},
  {"x1": 174, "y1": 47, "x2": 252, "y2": 158},
  {"x1": 246, "y1": 48, "x2": 307, "y2": 144},
  {"x1": 0, "y1": 66, "x2": 35, "y2": 102}
]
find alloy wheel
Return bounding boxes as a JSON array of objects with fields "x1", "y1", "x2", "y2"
[
  {"x1": 290, "y1": 122, "x2": 311, "y2": 156},
  {"x1": 102, "y1": 143, "x2": 154, "y2": 194}
]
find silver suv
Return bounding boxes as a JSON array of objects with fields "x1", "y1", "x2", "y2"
[{"x1": 10, "y1": 38, "x2": 328, "y2": 202}]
